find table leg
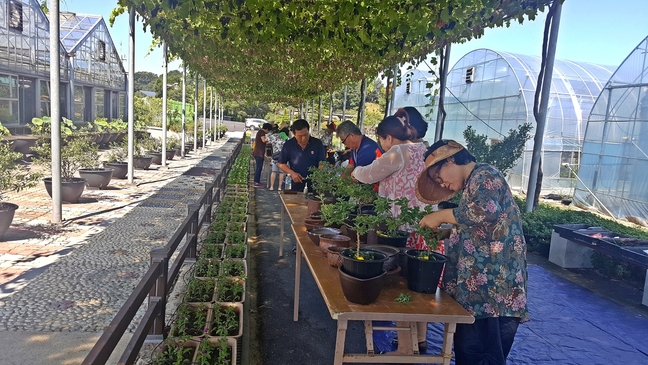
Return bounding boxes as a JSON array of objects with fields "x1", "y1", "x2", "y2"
[
  {"x1": 334, "y1": 319, "x2": 348, "y2": 365},
  {"x1": 394, "y1": 320, "x2": 415, "y2": 355},
  {"x1": 279, "y1": 204, "x2": 284, "y2": 257},
  {"x1": 441, "y1": 322, "x2": 457, "y2": 365},
  {"x1": 293, "y1": 241, "x2": 302, "y2": 322},
  {"x1": 363, "y1": 321, "x2": 375, "y2": 355}
]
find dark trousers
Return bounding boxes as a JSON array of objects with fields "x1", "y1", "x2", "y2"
[
  {"x1": 254, "y1": 156, "x2": 264, "y2": 183},
  {"x1": 454, "y1": 317, "x2": 521, "y2": 365}
]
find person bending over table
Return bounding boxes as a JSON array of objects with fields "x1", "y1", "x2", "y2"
[
  {"x1": 415, "y1": 139, "x2": 529, "y2": 365},
  {"x1": 351, "y1": 115, "x2": 441, "y2": 352},
  {"x1": 336, "y1": 120, "x2": 383, "y2": 173},
  {"x1": 277, "y1": 119, "x2": 326, "y2": 193}
]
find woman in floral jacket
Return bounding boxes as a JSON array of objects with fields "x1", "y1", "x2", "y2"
[{"x1": 416, "y1": 139, "x2": 529, "y2": 365}]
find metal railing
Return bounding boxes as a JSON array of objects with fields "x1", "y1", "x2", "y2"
[{"x1": 82, "y1": 139, "x2": 243, "y2": 365}]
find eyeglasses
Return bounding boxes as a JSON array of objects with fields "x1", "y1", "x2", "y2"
[
  {"x1": 341, "y1": 134, "x2": 351, "y2": 144},
  {"x1": 430, "y1": 163, "x2": 447, "y2": 187}
]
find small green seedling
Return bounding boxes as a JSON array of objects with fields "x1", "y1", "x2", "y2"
[{"x1": 394, "y1": 293, "x2": 412, "y2": 304}]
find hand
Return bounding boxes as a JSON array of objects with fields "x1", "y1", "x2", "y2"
[
  {"x1": 291, "y1": 172, "x2": 303, "y2": 183},
  {"x1": 419, "y1": 212, "x2": 441, "y2": 232}
]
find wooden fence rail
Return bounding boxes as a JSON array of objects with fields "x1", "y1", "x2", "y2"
[{"x1": 82, "y1": 139, "x2": 244, "y2": 365}]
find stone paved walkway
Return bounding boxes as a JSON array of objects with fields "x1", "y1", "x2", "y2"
[{"x1": 0, "y1": 136, "x2": 240, "y2": 335}]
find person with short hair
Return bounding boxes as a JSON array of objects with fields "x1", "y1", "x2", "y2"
[
  {"x1": 416, "y1": 139, "x2": 529, "y2": 365},
  {"x1": 336, "y1": 120, "x2": 382, "y2": 171},
  {"x1": 267, "y1": 126, "x2": 289, "y2": 191},
  {"x1": 277, "y1": 119, "x2": 326, "y2": 192},
  {"x1": 252, "y1": 123, "x2": 272, "y2": 187}
]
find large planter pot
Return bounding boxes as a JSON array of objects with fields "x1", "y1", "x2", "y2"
[
  {"x1": 105, "y1": 162, "x2": 128, "y2": 179},
  {"x1": 165, "y1": 149, "x2": 176, "y2": 161},
  {"x1": 306, "y1": 227, "x2": 341, "y2": 246},
  {"x1": 98, "y1": 133, "x2": 112, "y2": 146},
  {"x1": 318, "y1": 234, "x2": 351, "y2": 255},
  {"x1": 376, "y1": 230, "x2": 410, "y2": 248},
  {"x1": 43, "y1": 177, "x2": 86, "y2": 203},
  {"x1": 78, "y1": 168, "x2": 114, "y2": 189},
  {"x1": 133, "y1": 156, "x2": 153, "y2": 170},
  {"x1": 0, "y1": 202, "x2": 19, "y2": 239},
  {"x1": 5, "y1": 135, "x2": 38, "y2": 157},
  {"x1": 174, "y1": 147, "x2": 182, "y2": 157},
  {"x1": 150, "y1": 152, "x2": 163, "y2": 165},
  {"x1": 338, "y1": 266, "x2": 386, "y2": 305},
  {"x1": 405, "y1": 250, "x2": 448, "y2": 294},
  {"x1": 340, "y1": 249, "x2": 387, "y2": 279}
]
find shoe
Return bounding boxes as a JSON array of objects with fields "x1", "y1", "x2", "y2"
[
  {"x1": 292, "y1": 246, "x2": 297, "y2": 254},
  {"x1": 254, "y1": 182, "x2": 263, "y2": 187}
]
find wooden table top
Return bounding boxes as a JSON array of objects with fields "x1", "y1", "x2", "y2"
[
  {"x1": 292, "y1": 224, "x2": 474, "y2": 323},
  {"x1": 280, "y1": 192, "x2": 309, "y2": 224}
]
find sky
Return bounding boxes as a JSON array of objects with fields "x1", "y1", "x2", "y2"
[{"x1": 62, "y1": 0, "x2": 648, "y2": 76}]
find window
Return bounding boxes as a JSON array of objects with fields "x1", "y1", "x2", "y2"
[
  {"x1": 74, "y1": 86, "x2": 85, "y2": 122},
  {"x1": 0, "y1": 74, "x2": 19, "y2": 124},
  {"x1": 405, "y1": 82, "x2": 411, "y2": 94},
  {"x1": 8, "y1": 0, "x2": 23, "y2": 33},
  {"x1": 465, "y1": 66, "x2": 475, "y2": 84},
  {"x1": 97, "y1": 40, "x2": 106, "y2": 62},
  {"x1": 95, "y1": 89, "x2": 104, "y2": 118},
  {"x1": 40, "y1": 81, "x2": 50, "y2": 116}
]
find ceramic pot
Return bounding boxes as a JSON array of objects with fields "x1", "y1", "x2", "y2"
[
  {"x1": 105, "y1": 162, "x2": 128, "y2": 179},
  {"x1": 133, "y1": 156, "x2": 153, "y2": 169},
  {"x1": 150, "y1": 152, "x2": 163, "y2": 165},
  {"x1": 78, "y1": 168, "x2": 114, "y2": 189},
  {"x1": 306, "y1": 227, "x2": 342, "y2": 246},
  {"x1": 364, "y1": 244, "x2": 401, "y2": 272},
  {"x1": 340, "y1": 249, "x2": 387, "y2": 279},
  {"x1": 166, "y1": 149, "x2": 176, "y2": 160},
  {"x1": 0, "y1": 202, "x2": 18, "y2": 238},
  {"x1": 318, "y1": 234, "x2": 351, "y2": 255},
  {"x1": 43, "y1": 177, "x2": 86, "y2": 203},
  {"x1": 326, "y1": 246, "x2": 345, "y2": 268},
  {"x1": 338, "y1": 266, "x2": 386, "y2": 305},
  {"x1": 405, "y1": 250, "x2": 448, "y2": 294}
]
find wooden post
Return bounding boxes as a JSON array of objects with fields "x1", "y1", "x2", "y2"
[{"x1": 148, "y1": 247, "x2": 168, "y2": 337}]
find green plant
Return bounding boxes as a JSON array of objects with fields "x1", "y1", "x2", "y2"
[
  {"x1": 319, "y1": 197, "x2": 355, "y2": 227},
  {"x1": 216, "y1": 278, "x2": 244, "y2": 302},
  {"x1": 185, "y1": 278, "x2": 215, "y2": 303},
  {"x1": 463, "y1": 123, "x2": 532, "y2": 176},
  {"x1": 195, "y1": 337, "x2": 231, "y2": 365},
  {"x1": 308, "y1": 163, "x2": 347, "y2": 196},
  {"x1": 106, "y1": 140, "x2": 128, "y2": 163},
  {"x1": 394, "y1": 293, "x2": 412, "y2": 304},
  {"x1": 210, "y1": 305, "x2": 239, "y2": 337},
  {"x1": 31, "y1": 134, "x2": 99, "y2": 181},
  {"x1": 221, "y1": 259, "x2": 245, "y2": 277},
  {"x1": 0, "y1": 141, "x2": 42, "y2": 201},
  {"x1": 29, "y1": 116, "x2": 76, "y2": 136},
  {"x1": 195, "y1": 258, "x2": 220, "y2": 277},
  {"x1": 0, "y1": 122, "x2": 10, "y2": 136},
  {"x1": 170, "y1": 303, "x2": 209, "y2": 337},
  {"x1": 153, "y1": 339, "x2": 195, "y2": 365},
  {"x1": 200, "y1": 243, "x2": 223, "y2": 258},
  {"x1": 225, "y1": 242, "x2": 246, "y2": 258}
]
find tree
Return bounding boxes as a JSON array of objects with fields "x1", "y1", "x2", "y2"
[
  {"x1": 463, "y1": 123, "x2": 533, "y2": 176},
  {"x1": 134, "y1": 71, "x2": 159, "y2": 92}
]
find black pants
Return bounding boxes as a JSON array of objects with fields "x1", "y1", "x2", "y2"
[
  {"x1": 253, "y1": 156, "x2": 264, "y2": 183},
  {"x1": 454, "y1": 317, "x2": 521, "y2": 365}
]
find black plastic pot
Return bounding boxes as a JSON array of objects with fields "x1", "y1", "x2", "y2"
[
  {"x1": 376, "y1": 230, "x2": 410, "y2": 247},
  {"x1": 405, "y1": 250, "x2": 448, "y2": 293},
  {"x1": 340, "y1": 249, "x2": 387, "y2": 279}
]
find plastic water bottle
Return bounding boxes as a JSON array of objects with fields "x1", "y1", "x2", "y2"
[
  {"x1": 285, "y1": 175, "x2": 292, "y2": 190},
  {"x1": 303, "y1": 183, "x2": 308, "y2": 198}
]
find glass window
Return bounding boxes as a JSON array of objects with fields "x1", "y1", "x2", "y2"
[
  {"x1": 74, "y1": 86, "x2": 85, "y2": 122},
  {"x1": 95, "y1": 89, "x2": 104, "y2": 118},
  {"x1": 40, "y1": 80, "x2": 50, "y2": 117},
  {"x1": 0, "y1": 74, "x2": 19, "y2": 123}
]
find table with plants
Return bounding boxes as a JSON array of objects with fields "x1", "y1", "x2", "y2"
[{"x1": 280, "y1": 172, "x2": 475, "y2": 365}]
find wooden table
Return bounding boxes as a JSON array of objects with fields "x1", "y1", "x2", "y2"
[
  {"x1": 282, "y1": 194, "x2": 474, "y2": 364},
  {"x1": 279, "y1": 192, "x2": 308, "y2": 257}
]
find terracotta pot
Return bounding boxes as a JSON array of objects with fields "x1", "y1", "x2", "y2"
[
  {"x1": 338, "y1": 266, "x2": 386, "y2": 305},
  {"x1": 318, "y1": 234, "x2": 350, "y2": 255},
  {"x1": 326, "y1": 246, "x2": 345, "y2": 267},
  {"x1": 306, "y1": 227, "x2": 341, "y2": 246}
]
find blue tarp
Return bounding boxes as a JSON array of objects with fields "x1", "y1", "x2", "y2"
[{"x1": 373, "y1": 265, "x2": 648, "y2": 364}]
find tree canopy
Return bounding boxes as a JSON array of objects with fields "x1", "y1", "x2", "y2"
[{"x1": 114, "y1": 0, "x2": 551, "y2": 103}]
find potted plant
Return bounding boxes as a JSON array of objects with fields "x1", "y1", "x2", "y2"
[
  {"x1": 339, "y1": 213, "x2": 388, "y2": 279},
  {"x1": 77, "y1": 139, "x2": 113, "y2": 189},
  {"x1": 194, "y1": 336, "x2": 237, "y2": 365},
  {"x1": 210, "y1": 303, "x2": 243, "y2": 338},
  {"x1": 373, "y1": 197, "x2": 413, "y2": 247},
  {"x1": 169, "y1": 303, "x2": 209, "y2": 338},
  {"x1": 2, "y1": 121, "x2": 38, "y2": 159},
  {"x1": 104, "y1": 140, "x2": 129, "y2": 179},
  {"x1": 166, "y1": 135, "x2": 180, "y2": 160},
  {"x1": 31, "y1": 131, "x2": 98, "y2": 203},
  {"x1": 133, "y1": 135, "x2": 153, "y2": 169},
  {"x1": 153, "y1": 338, "x2": 197, "y2": 365},
  {"x1": 0, "y1": 135, "x2": 42, "y2": 238}
]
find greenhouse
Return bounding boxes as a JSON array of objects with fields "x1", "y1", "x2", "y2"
[
  {"x1": 574, "y1": 35, "x2": 648, "y2": 222},
  {"x1": 0, "y1": 0, "x2": 126, "y2": 132},
  {"x1": 439, "y1": 48, "x2": 616, "y2": 194}
]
